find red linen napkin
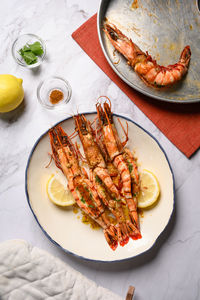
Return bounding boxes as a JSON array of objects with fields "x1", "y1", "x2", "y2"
[{"x1": 72, "y1": 14, "x2": 200, "y2": 158}]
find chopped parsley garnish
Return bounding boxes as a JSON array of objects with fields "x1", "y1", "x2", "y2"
[
  {"x1": 80, "y1": 197, "x2": 85, "y2": 203},
  {"x1": 128, "y1": 163, "x2": 133, "y2": 173},
  {"x1": 95, "y1": 175, "x2": 102, "y2": 184},
  {"x1": 113, "y1": 198, "x2": 121, "y2": 202},
  {"x1": 88, "y1": 204, "x2": 94, "y2": 208}
]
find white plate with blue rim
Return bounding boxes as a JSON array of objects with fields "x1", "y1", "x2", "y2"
[{"x1": 25, "y1": 113, "x2": 174, "y2": 262}]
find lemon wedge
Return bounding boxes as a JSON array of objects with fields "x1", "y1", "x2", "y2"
[
  {"x1": 47, "y1": 174, "x2": 75, "y2": 207},
  {"x1": 137, "y1": 170, "x2": 160, "y2": 208}
]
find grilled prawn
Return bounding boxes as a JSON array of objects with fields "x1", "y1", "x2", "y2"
[
  {"x1": 49, "y1": 125, "x2": 118, "y2": 250},
  {"x1": 74, "y1": 114, "x2": 139, "y2": 245},
  {"x1": 96, "y1": 100, "x2": 141, "y2": 237},
  {"x1": 104, "y1": 23, "x2": 191, "y2": 88}
]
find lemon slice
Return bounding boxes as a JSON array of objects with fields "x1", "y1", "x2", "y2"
[
  {"x1": 137, "y1": 170, "x2": 160, "y2": 208},
  {"x1": 47, "y1": 174, "x2": 75, "y2": 207}
]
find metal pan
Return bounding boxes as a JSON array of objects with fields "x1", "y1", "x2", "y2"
[{"x1": 97, "y1": 0, "x2": 200, "y2": 103}]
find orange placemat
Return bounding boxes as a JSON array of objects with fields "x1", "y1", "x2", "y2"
[{"x1": 72, "y1": 14, "x2": 200, "y2": 158}]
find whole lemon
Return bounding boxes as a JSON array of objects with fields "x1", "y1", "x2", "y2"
[{"x1": 0, "y1": 74, "x2": 24, "y2": 113}]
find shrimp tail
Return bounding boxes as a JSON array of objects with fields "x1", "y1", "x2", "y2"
[{"x1": 179, "y1": 45, "x2": 191, "y2": 67}]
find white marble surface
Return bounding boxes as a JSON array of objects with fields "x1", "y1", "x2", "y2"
[{"x1": 0, "y1": 1, "x2": 200, "y2": 299}]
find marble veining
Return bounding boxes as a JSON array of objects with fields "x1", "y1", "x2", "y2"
[{"x1": 0, "y1": 1, "x2": 200, "y2": 299}]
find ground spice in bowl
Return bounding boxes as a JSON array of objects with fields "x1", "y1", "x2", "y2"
[{"x1": 49, "y1": 89, "x2": 64, "y2": 104}]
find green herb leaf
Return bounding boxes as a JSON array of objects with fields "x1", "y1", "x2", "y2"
[
  {"x1": 19, "y1": 45, "x2": 32, "y2": 58},
  {"x1": 22, "y1": 51, "x2": 38, "y2": 65},
  {"x1": 19, "y1": 41, "x2": 43, "y2": 65},
  {"x1": 88, "y1": 204, "x2": 94, "y2": 208},
  {"x1": 19, "y1": 49, "x2": 24, "y2": 57},
  {"x1": 29, "y1": 41, "x2": 44, "y2": 56},
  {"x1": 22, "y1": 45, "x2": 31, "y2": 52}
]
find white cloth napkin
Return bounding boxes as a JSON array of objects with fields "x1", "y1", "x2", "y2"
[{"x1": 0, "y1": 240, "x2": 122, "y2": 300}]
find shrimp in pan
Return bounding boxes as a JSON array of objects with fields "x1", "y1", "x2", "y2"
[{"x1": 103, "y1": 23, "x2": 191, "y2": 88}]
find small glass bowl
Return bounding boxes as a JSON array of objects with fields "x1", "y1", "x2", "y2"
[
  {"x1": 12, "y1": 34, "x2": 46, "y2": 68},
  {"x1": 37, "y1": 76, "x2": 72, "y2": 110}
]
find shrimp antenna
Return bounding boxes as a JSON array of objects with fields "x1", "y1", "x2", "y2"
[
  {"x1": 69, "y1": 131, "x2": 78, "y2": 139},
  {"x1": 45, "y1": 153, "x2": 53, "y2": 168},
  {"x1": 97, "y1": 95, "x2": 112, "y2": 110},
  {"x1": 75, "y1": 104, "x2": 81, "y2": 115},
  {"x1": 66, "y1": 112, "x2": 74, "y2": 118},
  {"x1": 75, "y1": 142, "x2": 87, "y2": 162}
]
